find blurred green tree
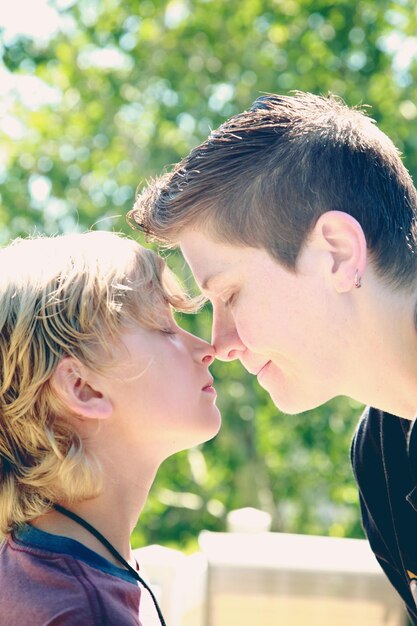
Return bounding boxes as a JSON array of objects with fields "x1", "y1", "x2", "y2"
[{"x1": 1, "y1": 0, "x2": 417, "y2": 550}]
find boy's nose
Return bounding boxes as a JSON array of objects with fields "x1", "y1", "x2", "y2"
[
  {"x1": 198, "y1": 339, "x2": 215, "y2": 365},
  {"x1": 202, "y1": 353, "x2": 214, "y2": 366},
  {"x1": 189, "y1": 329, "x2": 216, "y2": 364}
]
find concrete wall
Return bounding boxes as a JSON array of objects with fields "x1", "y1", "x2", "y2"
[{"x1": 134, "y1": 512, "x2": 407, "y2": 626}]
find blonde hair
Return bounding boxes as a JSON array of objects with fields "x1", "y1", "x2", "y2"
[{"x1": 0, "y1": 231, "x2": 201, "y2": 536}]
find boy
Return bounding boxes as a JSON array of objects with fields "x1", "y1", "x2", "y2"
[
  {"x1": 128, "y1": 92, "x2": 417, "y2": 623},
  {"x1": 0, "y1": 231, "x2": 220, "y2": 625}
]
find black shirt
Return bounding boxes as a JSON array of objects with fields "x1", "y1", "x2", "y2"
[{"x1": 351, "y1": 407, "x2": 417, "y2": 624}]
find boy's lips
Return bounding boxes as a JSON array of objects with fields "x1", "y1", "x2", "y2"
[{"x1": 202, "y1": 378, "x2": 216, "y2": 393}]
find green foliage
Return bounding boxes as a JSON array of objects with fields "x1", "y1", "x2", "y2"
[{"x1": 2, "y1": 0, "x2": 417, "y2": 549}]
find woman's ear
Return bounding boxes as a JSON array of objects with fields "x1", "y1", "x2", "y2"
[
  {"x1": 310, "y1": 211, "x2": 367, "y2": 293},
  {"x1": 51, "y1": 357, "x2": 113, "y2": 420}
]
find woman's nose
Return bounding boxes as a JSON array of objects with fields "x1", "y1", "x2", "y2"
[{"x1": 212, "y1": 308, "x2": 245, "y2": 362}]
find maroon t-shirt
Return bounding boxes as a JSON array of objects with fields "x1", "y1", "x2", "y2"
[{"x1": 0, "y1": 524, "x2": 144, "y2": 625}]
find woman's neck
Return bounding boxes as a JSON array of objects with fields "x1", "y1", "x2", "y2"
[{"x1": 345, "y1": 275, "x2": 417, "y2": 419}]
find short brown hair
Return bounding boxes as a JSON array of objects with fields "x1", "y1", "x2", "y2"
[
  {"x1": 0, "y1": 231, "x2": 200, "y2": 535},
  {"x1": 128, "y1": 91, "x2": 417, "y2": 290}
]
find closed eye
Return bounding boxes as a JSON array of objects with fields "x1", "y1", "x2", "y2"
[
  {"x1": 224, "y1": 292, "x2": 237, "y2": 308},
  {"x1": 161, "y1": 326, "x2": 177, "y2": 335},
  {"x1": 159, "y1": 318, "x2": 178, "y2": 335}
]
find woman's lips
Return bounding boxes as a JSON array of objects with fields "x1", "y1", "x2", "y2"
[{"x1": 257, "y1": 361, "x2": 271, "y2": 380}]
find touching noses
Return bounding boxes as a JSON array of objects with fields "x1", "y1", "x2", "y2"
[
  {"x1": 211, "y1": 306, "x2": 245, "y2": 362},
  {"x1": 193, "y1": 336, "x2": 215, "y2": 366}
]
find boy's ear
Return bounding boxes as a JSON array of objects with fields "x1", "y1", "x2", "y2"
[
  {"x1": 51, "y1": 357, "x2": 113, "y2": 420},
  {"x1": 310, "y1": 210, "x2": 367, "y2": 293}
]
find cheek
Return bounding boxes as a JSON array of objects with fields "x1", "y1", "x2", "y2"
[
  {"x1": 235, "y1": 308, "x2": 267, "y2": 349},
  {"x1": 236, "y1": 300, "x2": 286, "y2": 352}
]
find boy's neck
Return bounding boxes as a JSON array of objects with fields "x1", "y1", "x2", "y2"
[{"x1": 31, "y1": 460, "x2": 159, "y2": 566}]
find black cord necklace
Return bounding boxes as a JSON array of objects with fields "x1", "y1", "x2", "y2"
[{"x1": 53, "y1": 504, "x2": 167, "y2": 626}]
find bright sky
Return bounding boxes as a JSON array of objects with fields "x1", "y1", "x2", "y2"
[
  {"x1": 0, "y1": 0, "x2": 132, "y2": 120},
  {"x1": 0, "y1": 0, "x2": 75, "y2": 42},
  {"x1": 0, "y1": 1, "x2": 415, "y2": 113}
]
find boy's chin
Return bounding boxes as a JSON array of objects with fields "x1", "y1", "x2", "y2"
[
  {"x1": 187, "y1": 412, "x2": 222, "y2": 448},
  {"x1": 191, "y1": 413, "x2": 222, "y2": 447},
  {"x1": 171, "y1": 414, "x2": 222, "y2": 455}
]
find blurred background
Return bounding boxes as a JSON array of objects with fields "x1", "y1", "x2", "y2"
[{"x1": 1, "y1": 0, "x2": 417, "y2": 553}]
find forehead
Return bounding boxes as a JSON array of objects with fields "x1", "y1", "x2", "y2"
[{"x1": 179, "y1": 229, "x2": 269, "y2": 291}]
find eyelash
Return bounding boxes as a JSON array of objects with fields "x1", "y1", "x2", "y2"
[{"x1": 161, "y1": 327, "x2": 177, "y2": 335}]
